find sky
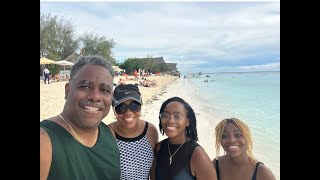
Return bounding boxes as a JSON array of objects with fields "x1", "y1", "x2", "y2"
[{"x1": 40, "y1": 0, "x2": 280, "y2": 73}]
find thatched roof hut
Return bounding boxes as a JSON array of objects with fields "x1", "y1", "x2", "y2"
[{"x1": 64, "y1": 53, "x2": 80, "y2": 64}]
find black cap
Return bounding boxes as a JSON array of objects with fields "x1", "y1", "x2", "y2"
[{"x1": 112, "y1": 84, "x2": 143, "y2": 107}]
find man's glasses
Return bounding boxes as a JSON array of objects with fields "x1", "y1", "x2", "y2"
[
  {"x1": 115, "y1": 101, "x2": 141, "y2": 114},
  {"x1": 160, "y1": 112, "x2": 184, "y2": 121}
]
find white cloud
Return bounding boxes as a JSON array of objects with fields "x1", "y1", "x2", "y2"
[{"x1": 41, "y1": 1, "x2": 280, "y2": 72}]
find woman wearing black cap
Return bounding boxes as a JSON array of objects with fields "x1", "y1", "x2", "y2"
[{"x1": 109, "y1": 84, "x2": 159, "y2": 180}]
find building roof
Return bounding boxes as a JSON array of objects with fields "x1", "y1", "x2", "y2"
[
  {"x1": 142, "y1": 56, "x2": 166, "y2": 64},
  {"x1": 166, "y1": 63, "x2": 177, "y2": 71},
  {"x1": 65, "y1": 52, "x2": 80, "y2": 64}
]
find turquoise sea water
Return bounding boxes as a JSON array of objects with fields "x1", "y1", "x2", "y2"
[
  {"x1": 141, "y1": 71, "x2": 280, "y2": 179},
  {"x1": 182, "y1": 71, "x2": 280, "y2": 179}
]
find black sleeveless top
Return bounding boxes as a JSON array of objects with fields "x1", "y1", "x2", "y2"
[
  {"x1": 155, "y1": 138, "x2": 199, "y2": 180},
  {"x1": 215, "y1": 159, "x2": 263, "y2": 180}
]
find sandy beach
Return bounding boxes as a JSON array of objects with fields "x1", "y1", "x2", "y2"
[
  {"x1": 40, "y1": 74, "x2": 216, "y2": 160},
  {"x1": 40, "y1": 74, "x2": 280, "y2": 180},
  {"x1": 40, "y1": 75, "x2": 178, "y2": 123}
]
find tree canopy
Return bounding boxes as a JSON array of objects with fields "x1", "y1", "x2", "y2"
[
  {"x1": 40, "y1": 12, "x2": 175, "y2": 75},
  {"x1": 119, "y1": 57, "x2": 168, "y2": 75},
  {"x1": 79, "y1": 32, "x2": 116, "y2": 65},
  {"x1": 40, "y1": 12, "x2": 116, "y2": 65}
]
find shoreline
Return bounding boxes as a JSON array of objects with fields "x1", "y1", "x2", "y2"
[
  {"x1": 40, "y1": 74, "x2": 279, "y2": 179},
  {"x1": 40, "y1": 75, "x2": 178, "y2": 122},
  {"x1": 40, "y1": 75, "x2": 214, "y2": 159}
]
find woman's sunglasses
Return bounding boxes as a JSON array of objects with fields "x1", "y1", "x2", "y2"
[{"x1": 115, "y1": 101, "x2": 141, "y2": 114}]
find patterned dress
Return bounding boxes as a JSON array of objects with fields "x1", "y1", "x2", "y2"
[{"x1": 116, "y1": 122, "x2": 154, "y2": 180}]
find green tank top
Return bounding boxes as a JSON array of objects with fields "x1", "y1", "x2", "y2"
[{"x1": 40, "y1": 120, "x2": 120, "y2": 180}]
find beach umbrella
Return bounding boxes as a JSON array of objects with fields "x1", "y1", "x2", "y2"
[
  {"x1": 40, "y1": 57, "x2": 56, "y2": 65},
  {"x1": 112, "y1": 66, "x2": 124, "y2": 72},
  {"x1": 55, "y1": 60, "x2": 74, "y2": 70}
]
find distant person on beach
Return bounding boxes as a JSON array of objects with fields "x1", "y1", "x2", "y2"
[
  {"x1": 43, "y1": 66, "x2": 50, "y2": 84},
  {"x1": 151, "y1": 97, "x2": 217, "y2": 180},
  {"x1": 139, "y1": 79, "x2": 157, "y2": 87},
  {"x1": 134, "y1": 69, "x2": 139, "y2": 80},
  {"x1": 40, "y1": 56, "x2": 120, "y2": 180},
  {"x1": 109, "y1": 84, "x2": 158, "y2": 179},
  {"x1": 213, "y1": 118, "x2": 276, "y2": 180}
]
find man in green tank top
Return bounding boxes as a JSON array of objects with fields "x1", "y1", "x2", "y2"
[{"x1": 40, "y1": 56, "x2": 120, "y2": 180}]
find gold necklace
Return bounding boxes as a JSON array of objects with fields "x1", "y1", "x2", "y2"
[
  {"x1": 59, "y1": 114, "x2": 84, "y2": 144},
  {"x1": 167, "y1": 140, "x2": 186, "y2": 165}
]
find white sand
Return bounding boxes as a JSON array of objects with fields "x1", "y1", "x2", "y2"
[
  {"x1": 40, "y1": 75, "x2": 178, "y2": 122},
  {"x1": 40, "y1": 75, "x2": 215, "y2": 160},
  {"x1": 41, "y1": 75, "x2": 280, "y2": 179}
]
